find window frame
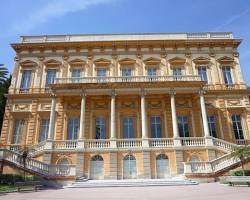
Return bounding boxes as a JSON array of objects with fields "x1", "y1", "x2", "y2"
[
  {"x1": 150, "y1": 116, "x2": 162, "y2": 138},
  {"x1": 231, "y1": 114, "x2": 244, "y2": 140},
  {"x1": 177, "y1": 115, "x2": 189, "y2": 137}
]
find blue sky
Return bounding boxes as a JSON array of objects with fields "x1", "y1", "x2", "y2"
[{"x1": 1, "y1": 0, "x2": 250, "y2": 84}]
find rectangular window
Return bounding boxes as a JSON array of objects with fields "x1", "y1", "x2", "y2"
[
  {"x1": 122, "y1": 68, "x2": 132, "y2": 77},
  {"x1": 232, "y1": 115, "x2": 244, "y2": 139},
  {"x1": 123, "y1": 116, "x2": 134, "y2": 138},
  {"x1": 198, "y1": 66, "x2": 208, "y2": 83},
  {"x1": 147, "y1": 68, "x2": 157, "y2": 77},
  {"x1": 20, "y1": 70, "x2": 32, "y2": 92},
  {"x1": 208, "y1": 116, "x2": 217, "y2": 137},
  {"x1": 13, "y1": 119, "x2": 25, "y2": 144},
  {"x1": 97, "y1": 68, "x2": 106, "y2": 77},
  {"x1": 39, "y1": 119, "x2": 50, "y2": 142},
  {"x1": 150, "y1": 116, "x2": 162, "y2": 138},
  {"x1": 95, "y1": 117, "x2": 106, "y2": 139},
  {"x1": 67, "y1": 117, "x2": 79, "y2": 140},
  {"x1": 222, "y1": 66, "x2": 233, "y2": 85},
  {"x1": 71, "y1": 68, "x2": 81, "y2": 78},
  {"x1": 46, "y1": 69, "x2": 57, "y2": 88},
  {"x1": 173, "y1": 68, "x2": 182, "y2": 77},
  {"x1": 178, "y1": 116, "x2": 189, "y2": 137}
]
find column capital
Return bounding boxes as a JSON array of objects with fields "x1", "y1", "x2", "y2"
[
  {"x1": 140, "y1": 88, "x2": 146, "y2": 96},
  {"x1": 169, "y1": 89, "x2": 176, "y2": 96},
  {"x1": 111, "y1": 89, "x2": 116, "y2": 97},
  {"x1": 80, "y1": 90, "x2": 87, "y2": 97},
  {"x1": 198, "y1": 89, "x2": 206, "y2": 96},
  {"x1": 49, "y1": 92, "x2": 56, "y2": 98}
]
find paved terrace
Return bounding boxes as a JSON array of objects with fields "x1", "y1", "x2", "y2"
[{"x1": 0, "y1": 183, "x2": 249, "y2": 200}]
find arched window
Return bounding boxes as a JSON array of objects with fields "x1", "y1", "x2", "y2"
[
  {"x1": 123, "y1": 154, "x2": 137, "y2": 179},
  {"x1": 156, "y1": 154, "x2": 168, "y2": 160},
  {"x1": 124, "y1": 154, "x2": 136, "y2": 161},
  {"x1": 91, "y1": 155, "x2": 104, "y2": 161},
  {"x1": 156, "y1": 154, "x2": 170, "y2": 178},
  {"x1": 90, "y1": 155, "x2": 104, "y2": 179},
  {"x1": 57, "y1": 158, "x2": 70, "y2": 175},
  {"x1": 189, "y1": 155, "x2": 201, "y2": 162},
  {"x1": 189, "y1": 155, "x2": 201, "y2": 172}
]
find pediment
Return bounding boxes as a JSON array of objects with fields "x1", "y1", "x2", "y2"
[
  {"x1": 143, "y1": 57, "x2": 161, "y2": 65},
  {"x1": 118, "y1": 58, "x2": 136, "y2": 65},
  {"x1": 168, "y1": 57, "x2": 186, "y2": 65},
  {"x1": 20, "y1": 60, "x2": 37, "y2": 66},
  {"x1": 217, "y1": 56, "x2": 234, "y2": 64},
  {"x1": 44, "y1": 59, "x2": 61, "y2": 66},
  {"x1": 68, "y1": 58, "x2": 85, "y2": 66},
  {"x1": 193, "y1": 56, "x2": 210, "y2": 64},
  {"x1": 94, "y1": 58, "x2": 111, "y2": 66}
]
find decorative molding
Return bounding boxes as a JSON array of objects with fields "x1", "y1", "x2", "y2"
[
  {"x1": 226, "y1": 99, "x2": 243, "y2": 107},
  {"x1": 13, "y1": 104, "x2": 31, "y2": 112},
  {"x1": 120, "y1": 101, "x2": 136, "y2": 109},
  {"x1": 147, "y1": 100, "x2": 162, "y2": 109},
  {"x1": 39, "y1": 103, "x2": 51, "y2": 111},
  {"x1": 67, "y1": 103, "x2": 81, "y2": 110}
]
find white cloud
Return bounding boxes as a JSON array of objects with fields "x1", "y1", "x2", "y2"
[{"x1": 9, "y1": 0, "x2": 117, "y2": 35}]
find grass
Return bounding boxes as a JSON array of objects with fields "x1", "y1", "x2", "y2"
[{"x1": 0, "y1": 184, "x2": 17, "y2": 193}]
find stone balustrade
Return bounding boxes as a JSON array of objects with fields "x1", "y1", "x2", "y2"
[
  {"x1": 181, "y1": 137, "x2": 206, "y2": 147},
  {"x1": 53, "y1": 140, "x2": 78, "y2": 150},
  {"x1": 85, "y1": 139, "x2": 110, "y2": 149},
  {"x1": 212, "y1": 137, "x2": 236, "y2": 152},
  {"x1": 149, "y1": 138, "x2": 174, "y2": 147},
  {"x1": 117, "y1": 139, "x2": 142, "y2": 148}
]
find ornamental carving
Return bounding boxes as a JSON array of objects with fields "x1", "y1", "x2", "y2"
[
  {"x1": 120, "y1": 101, "x2": 136, "y2": 109},
  {"x1": 226, "y1": 99, "x2": 242, "y2": 107},
  {"x1": 147, "y1": 100, "x2": 162, "y2": 109},
  {"x1": 67, "y1": 103, "x2": 81, "y2": 110},
  {"x1": 176, "y1": 99, "x2": 190, "y2": 107},
  {"x1": 92, "y1": 101, "x2": 108, "y2": 109},
  {"x1": 39, "y1": 103, "x2": 51, "y2": 111},
  {"x1": 205, "y1": 99, "x2": 215, "y2": 107},
  {"x1": 13, "y1": 104, "x2": 30, "y2": 112}
]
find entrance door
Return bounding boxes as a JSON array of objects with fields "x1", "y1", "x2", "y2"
[
  {"x1": 90, "y1": 155, "x2": 104, "y2": 180},
  {"x1": 123, "y1": 155, "x2": 137, "y2": 179},
  {"x1": 156, "y1": 154, "x2": 170, "y2": 179}
]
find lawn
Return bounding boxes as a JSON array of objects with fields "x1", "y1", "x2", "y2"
[{"x1": 0, "y1": 184, "x2": 17, "y2": 193}]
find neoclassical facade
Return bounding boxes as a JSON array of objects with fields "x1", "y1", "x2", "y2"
[{"x1": 0, "y1": 32, "x2": 249, "y2": 180}]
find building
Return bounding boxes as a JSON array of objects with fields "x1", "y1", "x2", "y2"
[{"x1": 0, "y1": 32, "x2": 249, "y2": 181}]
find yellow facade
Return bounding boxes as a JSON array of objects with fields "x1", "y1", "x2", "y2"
[{"x1": 0, "y1": 32, "x2": 250, "y2": 180}]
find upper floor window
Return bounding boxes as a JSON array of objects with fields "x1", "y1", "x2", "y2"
[
  {"x1": 46, "y1": 69, "x2": 57, "y2": 88},
  {"x1": 97, "y1": 68, "x2": 106, "y2": 77},
  {"x1": 20, "y1": 70, "x2": 32, "y2": 92},
  {"x1": 150, "y1": 116, "x2": 162, "y2": 138},
  {"x1": 173, "y1": 68, "x2": 182, "y2": 77},
  {"x1": 148, "y1": 68, "x2": 157, "y2": 77},
  {"x1": 222, "y1": 66, "x2": 233, "y2": 85},
  {"x1": 95, "y1": 117, "x2": 106, "y2": 139},
  {"x1": 39, "y1": 118, "x2": 49, "y2": 142},
  {"x1": 122, "y1": 68, "x2": 132, "y2": 77},
  {"x1": 71, "y1": 68, "x2": 81, "y2": 78},
  {"x1": 13, "y1": 119, "x2": 25, "y2": 144},
  {"x1": 198, "y1": 66, "x2": 208, "y2": 83},
  {"x1": 231, "y1": 115, "x2": 244, "y2": 140},
  {"x1": 178, "y1": 116, "x2": 189, "y2": 137},
  {"x1": 67, "y1": 117, "x2": 79, "y2": 140},
  {"x1": 208, "y1": 116, "x2": 217, "y2": 138},
  {"x1": 123, "y1": 116, "x2": 134, "y2": 138}
]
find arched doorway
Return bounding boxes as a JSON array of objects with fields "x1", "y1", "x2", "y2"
[
  {"x1": 90, "y1": 155, "x2": 104, "y2": 180},
  {"x1": 57, "y1": 158, "x2": 70, "y2": 175},
  {"x1": 123, "y1": 154, "x2": 137, "y2": 179},
  {"x1": 156, "y1": 154, "x2": 170, "y2": 179}
]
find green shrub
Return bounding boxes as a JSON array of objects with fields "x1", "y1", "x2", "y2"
[
  {"x1": 0, "y1": 174, "x2": 40, "y2": 185},
  {"x1": 230, "y1": 170, "x2": 250, "y2": 176}
]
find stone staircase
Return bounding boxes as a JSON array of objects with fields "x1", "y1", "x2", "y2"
[{"x1": 68, "y1": 178, "x2": 198, "y2": 188}]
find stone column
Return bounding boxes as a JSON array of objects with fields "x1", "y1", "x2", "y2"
[
  {"x1": 78, "y1": 92, "x2": 86, "y2": 149},
  {"x1": 141, "y1": 90, "x2": 149, "y2": 147},
  {"x1": 199, "y1": 90, "x2": 213, "y2": 146},
  {"x1": 46, "y1": 93, "x2": 56, "y2": 149},
  {"x1": 110, "y1": 90, "x2": 117, "y2": 148}
]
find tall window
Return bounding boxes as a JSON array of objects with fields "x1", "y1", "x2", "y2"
[
  {"x1": 97, "y1": 68, "x2": 106, "y2": 77},
  {"x1": 222, "y1": 66, "x2": 233, "y2": 85},
  {"x1": 39, "y1": 119, "x2": 49, "y2": 142},
  {"x1": 198, "y1": 66, "x2": 208, "y2": 83},
  {"x1": 67, "y1": 117, "x2": 79, "y2": 140},
  {"x1": 232, "y1": 115, "x2": 244, "y2": 139},
  {"x1": 71, "y1": 68, "x2": 81, "y2": 78},
  {"x1": 20, "y1": 70, "x2": 32, "y2": 92},
  {"x1": 173, "y1": 68, "x2": 182, "y2": 77},
  {"x1": 46, "y1": 69, "x2": 57, "y2": 88},
  {"x1": 122, "y1": 68, "x2": 132, "y2": 77},
  {"x1": 207, "y1": 116, "x2": 217, "y2": 137},
  {"x1": 95, "y1": 117, "x2": 106, "y2": 139},
  {"x1": 123, "y1": 117, "x2": 134, "y2": 138},
  {"x1": 147, "y1": 68, "x2": 157, "y2": 77},
  {"x1": 150, "y1": 116, "x2": 162, "y2": 138},
  {"x1": 178, "y1": 116, "x2": 189, "y2": 137},
  {"x1": 13, "y1": 119, "x2": 25, "y2": 144}
]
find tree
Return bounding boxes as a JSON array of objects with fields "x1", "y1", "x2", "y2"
[
  {"x1": 0, "y1": 64, "x2": 8, "y2": 84},
  {"x1": 231, "y1": 146, "x2": 250, "y2": 176}
]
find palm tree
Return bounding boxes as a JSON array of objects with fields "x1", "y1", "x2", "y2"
[
  {"x1": 0, "y1": 64, "x2": 8, "y2": 84},
  {"x1": 231, "y1": 146, "x2": 250, "y2": 176}
]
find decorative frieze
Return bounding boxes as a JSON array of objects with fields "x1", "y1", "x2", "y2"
[
  {"x1": 12, "y1": 104, "x2": 31, "y2": 112},
  {"x1": 226, "y1": 99, "x2": 243, "y2": 107},
  {"x1": 39, "y1": 103, "x2": 51, "y2": 111}
]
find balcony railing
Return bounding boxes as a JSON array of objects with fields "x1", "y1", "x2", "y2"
[
  {"x1": 55, "y1": 75, "x2": 202, "y2": 84},
  {"x1": 149, "y1": 138, "x2": 174, "y2": 147},
  {"x1": 53, "y1": 140, "x2": 78, "y2": 150},
  {"x1": 117, "y1": 139, "x2": 142, "y2": 148},
  {"x1": 181, "y1": 137, "x2": 206, "y2": 147}
]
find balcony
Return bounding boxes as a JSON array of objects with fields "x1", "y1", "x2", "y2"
[{"x1": 55, "y1": 75, "x2": 202, "y2": 84}]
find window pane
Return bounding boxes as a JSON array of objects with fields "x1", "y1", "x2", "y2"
[
  {"x1": 95, "y1": 117, "x2": 106, "y2": 139},
  {"x1": 122, "y1": 68, "x2": 132, "y2": 77},
  {"x1": 13, "y1": 119, "x2": 25, "y2": 144},
  {"x1": 20, "y1": 70, "x2": 32, "y2": 91},
  {"x1": 67, "y1": 117, "x2": 79, "y2": 140},
  {"x1": 232, "y1": 114, "x2": 244, "y2": 140},
  {"x1": 198, "y1": 66, "x2": 208, "y2": 83},
  {"x1": 123, "y1": 117, "x2": 134, "y2": 138},
  {"x1": 178, "y1": 116, "x2": 189, "y2": 137},
  {"x1": 46, "y1": 69, "x2": 56, "y2": 87},
  {"x1": 148, "y1": 68, "x2": 157, "y2": 76},
  {"x1": 150, "y1": 116, "x2": 162, "y2": 138},
  {"x1": 39, "y1": 119, "x2": 50, "y2": 142},
  {"x1": 97, "y1": 69, "x2": 106, "y2": 77},
  {"x1": 223, "y1": 66, "x2": 233, "y2": 85},
  {"x1": 207, "y1": 116, "x2": 217, "y2": 137},
  {"x1": 71, "y1": 69, "x2": 81, "y2": 78},
  {"x1": 173, "y1": 68, "x2": 182, "y2": 76}
]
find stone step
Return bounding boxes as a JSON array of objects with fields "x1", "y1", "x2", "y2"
[{"x1": 68, "y1": 179, "x2": 198, "y2": 188}]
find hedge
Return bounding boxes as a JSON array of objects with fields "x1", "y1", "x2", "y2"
[
  {"x1": 230, "y1": 170, "x2": 250, "y2": 176},
  {"x1": 0, "y1": 174, "x2": 40, "y2": 185}
]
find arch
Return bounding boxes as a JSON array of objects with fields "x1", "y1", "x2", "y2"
[
  {"x1": 20, "y1": 60, "x2": 37, "y2": 67},
  {"x1": 156, "y1": 154, "x2": 170, "y2": 178},
  {"x1": 44, "y1": 59, "x2": 61, "y2": 66},
  {"x1": 189, "y1": 155, "x2": 201, "y2": 162},
  {"x1": 123, "y1": 154, "x2": 137, "y2": 179},
  {"x1": 90, "y1": 155, "x2": 104, "y2": 179},
  {"x1": 94, "y1": 58, "x2": 111, "y2": 66},
  {"x1": 143, "y1": 57, "x2": 161, "y2": 65},
  {"x1": 57, "y1": 158, "x2": 70, "y2": 175},
  {"x1": 118, "y1": 58, "x2": 136, "y2": 65}
]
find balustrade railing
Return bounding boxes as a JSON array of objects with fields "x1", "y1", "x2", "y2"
[
  {"x1": 212, "y1": 137, "x2": 236, "y2": 152},
  {"x1": 53, "y1": 140, "x2": 78, "y2": 150},
  {"x1": 149, "y1": 138, "x2": 174, "y2": 147},
  {"x1": 85, "y1": 139, "x2": 110, "y2": 149},
  {"x1": 55, "y1": 75, "x2": 201, "y2": 84},
  {"x1": 236, "y1": 139, "x2": 248, "y2": 146},
  {"x1": 117, "y1": 139, "x2": 142, "y2": 148},
  {"x1": 181, "y1": 137, "x2": 206, "y2": 146}
]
